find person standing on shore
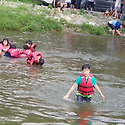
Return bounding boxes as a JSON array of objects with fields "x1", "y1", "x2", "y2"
[
  {"x1": 50, "y1": 0, "x2": 61, "y2": 16},
  {"x1": 76, "y1": 0, "x2": 81, "y2": 13},
  {"x1": 86, "y1": 0, "x2": 96, "y2": 14},
  {"x1": 70, "y1": 0, "x2": 76, "y2": 10},
  {"x1": 63, "y1": 64, "x2": 105, "y2": 104},
  {"x1": 113, "y1": 0, "x2": 121, "y2": 19},
  {"x1": 60, "y1": 0, "x2": 67, "y2": 11},
  {"x1": 110, "y1": 0, "x2": 116, "y2": 15}
]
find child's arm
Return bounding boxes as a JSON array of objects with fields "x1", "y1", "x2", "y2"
[
  {"x1": 63, "y1": 83, "x2": 78, "y2": 100},
  {"x1": 95, "y1": 84, "x2": 105, "y2": 99},
  {"x1": 116, "y1": 29, "x2": 123, "y2": 36},
  {"x1": 30, "y1": 57, "x2": 35, "y2": 65}
]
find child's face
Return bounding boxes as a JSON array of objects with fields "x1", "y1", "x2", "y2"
[
  {"x1": 3, "y1": 40, "x2": 8, "y2": 46},
  {"x1": 26, "y1": 43, "x2": 31, "y2": 47},
  {"x1": 120, "y1": 25, "x2": 123, "y2": 29},
  {"x1": 82, "y1": 68, "x2": 90, "y2": 77}
]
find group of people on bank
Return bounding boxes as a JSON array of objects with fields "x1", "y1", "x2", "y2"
[
  {"x1": 50, "y1": 0, "x2": 96, "y2": 16},
  {"x1": 107, "y1": 0, "x2": 125, "y2": 36},
  {"x1": 50, "y1": 0, "x2": 125, "y2": 17},
  {"x1": 108, "y1": 0, "x2": 125, "y2": 20},
  {"x1": 0, "y1": 38, "x2": 45, "y2": 66},
  {"x1": 50, "y1": 0, "x2": 125, "y2": 36}
]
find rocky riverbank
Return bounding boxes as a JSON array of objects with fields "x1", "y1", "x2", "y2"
[{"x1": 0, "y1": 1, "x2": 112, "y2": 26}]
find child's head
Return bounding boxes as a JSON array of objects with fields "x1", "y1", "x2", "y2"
[
  {"x1": 120, "y1": 24, "x2": 125, "y2": 29},
  {"x1": 23, "y1": 45, "x2": 30, "y2": 50},
  {"x1": 38, "y1": 58, "x2": 45, "y2": 66},
  {"x1": 26, "y1": 40, "x2": 33, "y2": 47},
  {"x1": 2, "y1": 38, "x2": 9, "y2": 46},
  {"x1": 82, "y1": 64, "x2": 90, "y2": 77}
]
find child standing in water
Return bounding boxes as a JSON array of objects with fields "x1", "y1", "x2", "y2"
[{"x1": 63, "y1": 64, "x2": 105, "y2": 103}]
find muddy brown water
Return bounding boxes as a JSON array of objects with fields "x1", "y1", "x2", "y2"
[{"x1": 0, "y1": 31, "x2": 125, "y2": 125}]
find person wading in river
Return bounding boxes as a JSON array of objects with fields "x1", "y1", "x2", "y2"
[{"x1": 63, "y1": 64, "x2": 105, "y2": 103}]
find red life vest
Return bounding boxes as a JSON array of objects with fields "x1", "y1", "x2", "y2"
[
  {"x1": 77, "y1": 111, "x2": 92, "y2": 125},
  {"x1": 27, "y1": 52, "x2": 43, "y2": 64},
  {"x1": 7, "y1": 48, "x2": 20, "y2": 58},
  {"x1": 30, "y1": 44, "x2": 36, "y2": 52},
  {"x1": 32, "y1": 52, "x2": 43, "y2": 58},
  {"x1": 78, "y1": 74, "x2": 94, "y2": 96},
  {"x1": 21, "y1": 49, "x2": 32, "y2": 58}
]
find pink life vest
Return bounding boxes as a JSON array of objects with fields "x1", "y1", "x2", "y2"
[
  {"x1": 30, "y1": 44, "x2": 36, "y2": 52},
  {"x1": 78, "y1": 74, "x2": 94, "y2": 96},
  {"x1": 21, "y1": 49, "x2": 32, "y2": 58},
  {"x1": 0, "y1": 44, "x2": 10, "y2": 52},
  {"x1": 7, "y1": 48, "x2": 20, "y2": 58},
  {"x1": 27, "y1": 52, "x2": 43, "y2": 64}
]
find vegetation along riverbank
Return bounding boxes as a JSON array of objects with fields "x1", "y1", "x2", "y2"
[{"x1": 1, "y1": 0, "x2": 125, "y2": 36}]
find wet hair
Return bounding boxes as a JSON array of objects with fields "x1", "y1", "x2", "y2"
[
  {"x1": 26, "y1": 40, "x2": 33, "y2": 45},
  {"x1": 10, "y1": 44, "x2": 16, "y2": 49},
  {"x1": 2, "y1": 38, "x2": 9, "y2": 45},
  {"x1": 3, "y1": 38, "x2": 9, "y2": 42},
  {"x1": 82, "y1": 64, "x2": 90, "y2": 70},
  {"x1": 23, "y1": 45, "x2": 30, "y2": 50},
  {"x1": 38, "y1": 58, "x2": 45, "y2": 66}
]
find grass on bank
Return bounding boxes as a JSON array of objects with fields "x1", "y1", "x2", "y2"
[
  {"x1": 0, "y1": 5, "x2": 62, "y2": 32},
  {"x1": 80, "y1": 23, "x2": 107, "y2": 35},
  {"x1": 2, "y1": 0, "x2": 125, "y2": 36},
  {"x1": 0, "y1": 2, "x2": 107, "y2": 35},
  {"x1": 6, "y1": 0, "x2": 35, "y2": 4},
  {"x1": 59, "y1": 18, "x2": 109, "y2": 35}
]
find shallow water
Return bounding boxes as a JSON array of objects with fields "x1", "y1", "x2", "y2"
[{"x1": 0, "y1": 31, "x2": 125, "y2": 125}]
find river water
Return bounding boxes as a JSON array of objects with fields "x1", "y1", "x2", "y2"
[{"x1": 0, "y1": 31, "x2": 125, "y2": 125}]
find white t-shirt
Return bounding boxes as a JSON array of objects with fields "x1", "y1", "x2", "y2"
[{"x1": 115, "y1": 0, "x2": 121, "y2": 8}]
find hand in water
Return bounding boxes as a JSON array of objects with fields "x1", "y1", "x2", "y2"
[
  {"x1": 101, "y1": 94, "x2": 105, "y2": 100},
  {"x1": 63, "y1": 94, "x2": 69, "y2": 100}
]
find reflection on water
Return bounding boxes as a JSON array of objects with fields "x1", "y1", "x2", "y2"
[
  {"x1": 0, "y1": 31, "x2": 125, "y2": 125},
  {"x1": 72, "y1": 104, "x2": 93, "y2": 125}
]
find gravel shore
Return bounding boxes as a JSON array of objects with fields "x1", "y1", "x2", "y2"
[{"x1": 0, "y1": 0, "x2": 114, "y2": 27}]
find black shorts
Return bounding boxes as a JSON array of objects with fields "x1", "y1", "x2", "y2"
[
  {"x1": 71, "y1": 0, "x2": 76, "y2": 5},
  {"x1": 108, "y1": 22, "x2": 115, "y2": 30},
  {"x1": 76, "y1": 95, "x2": 91, "y2": 104},
  {"x1": 52, "y1": 0, "x2": 60, "y2": 8},
  {"x1": 86, "y1": 1, "x2": 94, "y2": 9},
  {"x1": 76, "y1": 0, "x2": 81, "y2": 9}
]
